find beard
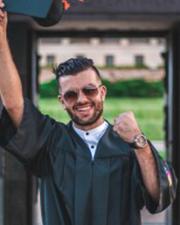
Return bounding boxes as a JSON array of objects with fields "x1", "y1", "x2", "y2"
[{"x1": 66, "y1": 100, "x2": 104, "y2": 127}]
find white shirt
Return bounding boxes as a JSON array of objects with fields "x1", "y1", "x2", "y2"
[{"x1": 72, "y1": 121, "x2": 109, "y2": 160}]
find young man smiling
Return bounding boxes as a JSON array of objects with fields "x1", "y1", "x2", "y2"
[
  {"x1": 57, "y1": 65, "x2": 106, "y2": 130},
  {"x1": 0, "y1": 4, "x2": 177, "y2": 225}
]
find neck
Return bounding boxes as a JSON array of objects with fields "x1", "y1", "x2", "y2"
[{"x1": 73, "y1": 117, "x2": 104, "y2": 131}]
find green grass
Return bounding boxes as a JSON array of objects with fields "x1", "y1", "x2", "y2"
[{"x1": 38, "y1": 97, "x2": 164, "y2": 140}]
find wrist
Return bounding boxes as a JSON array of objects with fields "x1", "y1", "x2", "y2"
[{"x1": 129, "y1": 133, "x2": 148, "y2": 149}]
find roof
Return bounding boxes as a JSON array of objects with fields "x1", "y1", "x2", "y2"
[
  {"x1": 9, "y1": 0, "x2": 180, "y2": 32},
  {"x1": 69, "y1": 0, "x2": 180, "y2": 14}
]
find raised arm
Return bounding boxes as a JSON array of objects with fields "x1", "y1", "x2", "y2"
[{"x1": 0, "y1": 3, "x2": 24, "y2": 127}]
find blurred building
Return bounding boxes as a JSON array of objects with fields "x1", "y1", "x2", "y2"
[{"x1": 38, "y1": 37, "x2": 165, "y2": 69}]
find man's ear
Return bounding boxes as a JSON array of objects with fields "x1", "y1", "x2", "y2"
[
  {"x1": 58, "y1": 94, "x2": 61, "y2": 101},
  {"x1": 101, "y1": 85, "x2": 107, "y2": 101},
  {"x1": 58, "y1": 95, "x2": 66, "y2": 109},
  {"x1": 58, "y1": 94, "x2": 63, "y2": 103}
]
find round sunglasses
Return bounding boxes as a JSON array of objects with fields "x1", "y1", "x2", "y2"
[{"x1": 61, "y1": 84, "x2": 102, "y2": 104}]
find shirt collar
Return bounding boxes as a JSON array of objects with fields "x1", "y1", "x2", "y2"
[{"x1": 72, "y1": 121, "x2": 109, "y2": 139}]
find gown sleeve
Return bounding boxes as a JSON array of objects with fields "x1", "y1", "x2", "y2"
[
  {"x1": 0, "y1": 98, "x2": 63, "y2": 176},
  {"x1": 134, "y1": 141, "x2": 177, "y2": 214}
]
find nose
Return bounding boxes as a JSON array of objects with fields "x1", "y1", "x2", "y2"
[{"x1": 76, "y1": 90, "x2": 88, "y2": 103}]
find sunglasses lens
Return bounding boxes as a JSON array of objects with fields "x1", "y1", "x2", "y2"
[
  {"x1": 64, "y1": 91, "x2": 78, "y2": 103},
  {"x1": 63, "y1": 86, "x2": 100, "y2": 103},
  {"x1": 83, "y1": 87, "x2": 98, "y2": 97}
]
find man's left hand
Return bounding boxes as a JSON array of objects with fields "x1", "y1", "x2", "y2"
[{"x1": 113, "y1": 111, "x2": 141, "y2": 143}]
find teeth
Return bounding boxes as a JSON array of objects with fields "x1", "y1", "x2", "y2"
[{"x1": 77, "y1": 106, "x2": 91, "y2": 111}]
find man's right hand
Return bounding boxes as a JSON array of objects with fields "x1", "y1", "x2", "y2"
[{"x1": 0, "y1": 1, "x2": 7, "y2": 42}]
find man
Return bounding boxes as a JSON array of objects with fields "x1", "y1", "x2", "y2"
[{"x1": 0, "y1": 4, "x2": 177, "y2": 225}]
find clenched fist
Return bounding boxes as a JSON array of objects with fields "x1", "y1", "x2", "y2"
[{"x1": 113, "y1": 111, "x2": 141, "y2": 143}]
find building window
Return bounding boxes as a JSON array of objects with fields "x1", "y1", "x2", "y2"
[
  {"x1": 76, "y1": 54, "x2": 85, "y2": 58},
  {"x1": 70, "y1": 38, "x2": 90, "y2": 44},
  {"x1": 100, "y1": 38, "x2": 119, "y2": 44},
  {"x1": 135, "y1": 55, "x2": 144, "y2": 67},
  {"x1": 40, "y1": 38, "x2": 61, "y2": 44},
  {"x1": 46, "y1": 55, "x2": 55, "y2": 66},
  {"x1": 129, "y1": 38, "x2": 150, "y2": 44},
  {"x1": 105, "y1": 55, "x2": 114, "y2": 67}
]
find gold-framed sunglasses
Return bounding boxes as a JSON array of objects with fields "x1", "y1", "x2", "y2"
[{"x1": 61, "y1": 84, "x2": 102, "y2": 104}]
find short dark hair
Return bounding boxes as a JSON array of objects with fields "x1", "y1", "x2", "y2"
[{"x1": 53, "y1": 57, "x2": 101, "y2": 81}]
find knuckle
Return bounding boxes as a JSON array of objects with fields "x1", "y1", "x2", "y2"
[{"x1": 117, "y1": 123, "x2": 123, "y2": 130}]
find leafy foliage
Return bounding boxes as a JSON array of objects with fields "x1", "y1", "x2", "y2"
[
  {"x1": 103, "y1": 79, "x2": 164, "y2": 98},
  {"x1": 39, "y1": 78, "x2": 164, "y2": 98},
  {"x1": 40, "y1": 79, "x2": 59, "y2": 98}
]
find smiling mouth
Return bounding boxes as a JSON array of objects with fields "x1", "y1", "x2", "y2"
[
  {"x1": 76, "y1": 106, "x2": 92, "y2": 112},
  {"x1": 74, "y1": 104, "x2": 93, "y2": 112}
]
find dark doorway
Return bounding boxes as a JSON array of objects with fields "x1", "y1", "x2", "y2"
[{"x1": 36, "y1": 33, "x2": 169, "y2": 225}]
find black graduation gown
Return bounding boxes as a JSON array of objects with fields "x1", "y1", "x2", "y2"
[{"x1": 0, "y1": 99, "x2": 177, "y2": 225}]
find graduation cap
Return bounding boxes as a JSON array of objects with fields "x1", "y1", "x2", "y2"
[{"x1": 4, "y1": 0, "x2": 64, "y2": 27}]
